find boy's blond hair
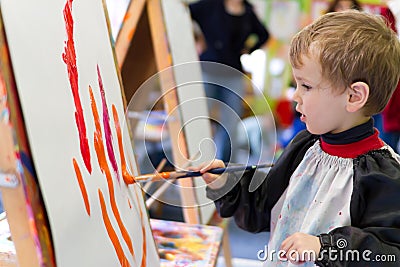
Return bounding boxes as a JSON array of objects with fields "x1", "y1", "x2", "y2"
[{"x1": 290, "y1": 10, "x2": 400, "y2": 115}]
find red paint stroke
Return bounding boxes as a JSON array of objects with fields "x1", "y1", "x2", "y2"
[
  {"x1": 73, "y1": 158, "x2": 90, "y2": 215},
  {"x1": 89, "y1": 87, "x2": 135, "y2": 258},
  {"x1": 62, "y1": 0, "x2": 92, "y2": 174},
  {"x1": 98, "y1": 190, "x2": 130, "y2": 267},
  {"x1": 133, "y1": 190, "x2": 147, "y2": 267},
  {"x1": 97, "y1": 65, "x2": 120, "y2": 182},
  {"x1": 111, "y1": 104, "x2": 135, "y2": 185}
]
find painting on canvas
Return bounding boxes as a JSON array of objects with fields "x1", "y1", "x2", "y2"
[{"x1": 0, "y1": 0, "x2": 159, "y2": 266}]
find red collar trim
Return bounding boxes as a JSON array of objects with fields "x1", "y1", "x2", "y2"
[{"x1": 320, "y1": 130, "x2": 384, "y2": 158}]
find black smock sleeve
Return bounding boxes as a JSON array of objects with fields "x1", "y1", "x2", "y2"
[
  {"x1": 316, "y1": 150, "x2": 400, "y2": 266},
  {"x1": 206, "y1": 130, "x2": 318, "y2": 233}
]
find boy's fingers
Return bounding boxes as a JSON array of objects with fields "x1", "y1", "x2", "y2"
[
  {"x1": 199, "y1": 161, "x2": 213, "y2": 172},
  {"x1": 204, "y1": 173, "x2": 228, "y2": 189},
  {"x1": 202, "y1": 173, "x2": 216, "y2": 184},
  {"x1": 186, "y1": 166, "x2": 196, "y2": 171},
  {"x1": 188, "y1": 160, "x2": 225, "y2": 173},
  {"x1": 280, "y1": 235, "x2": 292, "y2": 250},
  {"x1": 202, "y1": 172, "x2": 220, "y2": 181},
  {"x1": 200, "y1": 159, "x2": 225, "y2": 173},
  {"x1": 188, "y1": 161, "x2": 211, "y2": 172}
]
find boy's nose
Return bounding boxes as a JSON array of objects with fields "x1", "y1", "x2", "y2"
[{"x1": 292, "y1": 88, "x2": 301, "y2": 104}]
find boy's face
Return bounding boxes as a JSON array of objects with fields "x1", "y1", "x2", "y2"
[{"x1": 292, "y1": 54, "x2": 350, "y2": 135}]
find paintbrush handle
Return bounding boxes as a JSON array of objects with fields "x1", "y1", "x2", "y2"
[
  {"x1": 134, "y1": 163, "x2": 274, "y2": 183},
  {"x1": 175, "y1": 163, "x2": 273, "y2": 178}
]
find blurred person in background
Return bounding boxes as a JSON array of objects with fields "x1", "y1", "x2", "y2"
[
  {"x1": 327, "y1": 0, "x2": 362, "y2": 12},
  {"x1": 189, "y1": 0, "x2": 269, "y2": 163},
  {"x1": 380, "y1": 2, "x2": 400, "y2": 152}
]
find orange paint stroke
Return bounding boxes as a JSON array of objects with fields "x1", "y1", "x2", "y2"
[
  {"x1": 133, "y1": 190, "x2": 147, "y2": 267},
  {"x1": 123, "y1": 12, "x2": 131, "y2": 23},
  {"x1": 98, "y1": 189, "x2": 130, "y2": 267},
  {"x1": 111, "y1": 104, "x2": 135, "y2": 185},
  {"x1": 127, "y1": 27, "x2": 135, "y2": 43},
  {"x1": 127, "y1": 198, "x2": 132, "y2": 209},
  {"x1": 89, "y1": 86, "x2": 135, "y2": 258},
  {"x1": 73, "y1": 158, "x2": 90, "y2": 215}
]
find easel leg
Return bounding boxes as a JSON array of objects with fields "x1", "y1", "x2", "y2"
[{"x1": 222, "y1": 229, "x2": 233, "y2": 267}]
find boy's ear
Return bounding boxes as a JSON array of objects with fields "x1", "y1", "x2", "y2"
[{"x1": 346, "y1": 81, "x2": 369, "y2": 113}]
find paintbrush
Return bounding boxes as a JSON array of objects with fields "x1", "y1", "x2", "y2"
[{"x1": 134, "y1": 163, "x2": 274, "y2": 183}]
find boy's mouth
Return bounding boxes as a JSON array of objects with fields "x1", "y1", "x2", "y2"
[
  {"x1": 299, "y1": 113, "x2": 306, "y2": 122},
  {"x1": 296, "y1": 107, "x2": 306, "y2": 122}
]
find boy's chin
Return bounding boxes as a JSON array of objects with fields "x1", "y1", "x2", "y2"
[{"x1": 306, "y1": 126, "x2": 326, "y2": 136}]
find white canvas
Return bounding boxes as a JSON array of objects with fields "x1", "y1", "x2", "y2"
[{"x1": 0, "y1": 0, "x2": 159, "y2": 266}]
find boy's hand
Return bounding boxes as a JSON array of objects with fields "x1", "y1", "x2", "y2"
[
  {"x1": 280, "y1": 233, "x2": 321, "y2": 264},
  {"x1": 190, "y1": 160, "x2": 227, "y2": 189}
]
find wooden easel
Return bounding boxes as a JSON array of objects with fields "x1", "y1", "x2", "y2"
[
  {"x1": 114, "y1": 1, "x2": 233, "y2": 266},
  {"x1": 0, "y1": 12, "x2": 55, "y2": 267},
  {"x1": 0, "y1": 0, "x2": 230, "y2": 265},
  {"x1": 115, "y1": 0, "x2": 214, "y2": 224}
]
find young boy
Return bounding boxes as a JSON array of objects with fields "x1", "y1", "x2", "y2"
[{"x1": 194, "y1": 10, "x2": 400, "y2": 266}]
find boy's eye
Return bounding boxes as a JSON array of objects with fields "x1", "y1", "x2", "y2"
[{"x1": 302, "y1": 84, "x2": 312, "y2": 90}]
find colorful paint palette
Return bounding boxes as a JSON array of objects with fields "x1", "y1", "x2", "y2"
[
  {"x1": 0, "y1": 214, "x2": 16, "y2": 264},
  {"x1": 150, "y1": 219, "x2": 223, "y2": 267}
]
